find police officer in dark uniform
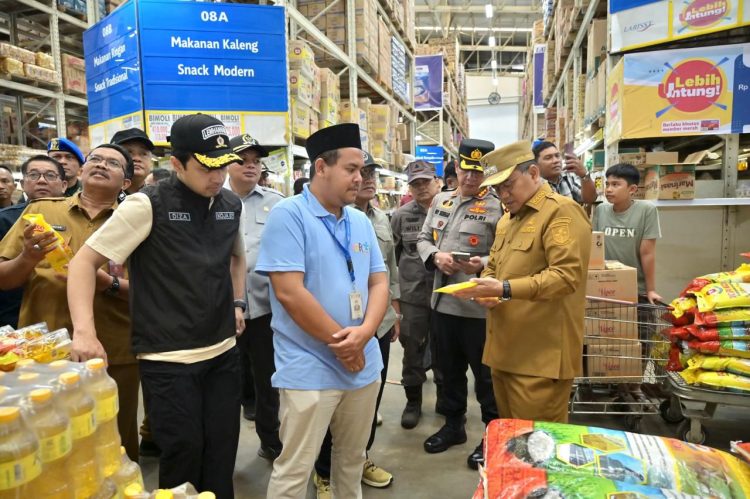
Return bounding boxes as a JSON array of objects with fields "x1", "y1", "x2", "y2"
[
  {"x1": 391, "y1": 161, "x2": 441, "y2": 429},
  {"x1": 416, "y1": 139, "x2": 500, "y2": 470}
]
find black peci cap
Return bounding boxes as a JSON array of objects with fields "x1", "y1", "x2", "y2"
[
  {"x1": 305, "y1": 123, "x2": 361, "y2": 161},
  {"x1": 110, "y1": 128, "x2": 155, "y2": 151}
]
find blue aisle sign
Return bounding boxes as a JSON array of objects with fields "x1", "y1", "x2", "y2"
[
  {"x1": 84, "y1": 0, "x2": 289, "y2": 146},
  {"x1": 83, "y1": 1, "x2": 142, "y2": 125},
  {"x1": 415, "y1": 145, "x2": 444, "y2": 176}
]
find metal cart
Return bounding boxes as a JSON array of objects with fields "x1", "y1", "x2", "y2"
[
  {"x1": 569, "y1": 297, "x2": 672, "y2": 432},
  {"x1": 662, "y1": 371, "x2": 750, "y2": 444}
]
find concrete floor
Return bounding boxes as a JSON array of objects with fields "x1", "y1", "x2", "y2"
[{"x1": 140, "y1": 342, "x2": 750, "y2": 498}]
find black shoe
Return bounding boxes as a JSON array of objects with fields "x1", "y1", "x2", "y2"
[
  {"x1": 467, "y1": 441, "x2": 484, "y2": 470},
  {"x1": 139, "y1": 439, "x2": 161, "y2": 458},
  {"x1": 401, "y1": 400, "x2": 422, "y2": 429},
  {"x1": 424, "y1": 424, "x2": 467, "y2": 453},
  {"x1": 243, "y1": 404, "x2": 256, "y2": 421},
  {"x1": 257, "y1": 445, "x2": 282, "y2": 461}
]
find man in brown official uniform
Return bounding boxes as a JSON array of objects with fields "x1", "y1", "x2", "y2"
[{"x1": 454, "y1": 140, "x2": 591, "y2": 423}]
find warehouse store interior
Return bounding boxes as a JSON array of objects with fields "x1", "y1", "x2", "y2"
[{"x1": 1, "y1": 0, "x2": 750, "y2": 497}]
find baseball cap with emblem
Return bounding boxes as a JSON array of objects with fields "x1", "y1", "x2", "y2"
[
  {"x1": 479, "y1": 140, "x2": 535, "y2": 187},
  {"x1": 47, "y1": 137, "x2": 85, "y2": 165},
  {"x1": 458, "y1": 139, "x2": 495, "y2": 172},
  {"x1": 406, "y1": 160, "x2": 437, "y2": 184},
  {"x1": 362, "y1": 151, "x2": 378, "y2": 168},
  {"x1": 110, "y1": 128, "x2": 155, "y2": 151},
  {"x1": 229, "y1": 133, "x2": 269, "y2": 158},
  {"x1": 167, "y1": 114, "x2": 241, "y2": 169}
]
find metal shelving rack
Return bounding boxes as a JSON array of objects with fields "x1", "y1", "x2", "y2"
[
  {"x1": 0, "y1": 0, "x2": 96, "y2": 148},
  {"x1": 284, "y1": 0, "x2": 416, "y2": 155}
]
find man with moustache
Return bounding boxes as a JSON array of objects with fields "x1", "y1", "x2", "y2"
[
  {"x1": 0, "y1": 144, "x2": 140, "y2": 460},
  {"x1": 532, "y1": 141, "x2": 596, "y2": 205},
  {"x1": 111, "y1": 128, "x2": 155, "y2": 196}
]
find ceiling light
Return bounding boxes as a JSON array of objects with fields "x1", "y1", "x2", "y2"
[
  {"x1": 511, "y1": 64, "x2": 524, "y2": 70},
  {"x1": 491, "y1": 59, "x2": 497, "y2": 69},
  {"x1": 492, "y1": 77, "x2": 498, "y2": 86},
  {"x1": 485, "y1": 4, "x2": 493, "y2": 18},
  {"x1": 488, "y1": 36, "x2": 496, "y2": 47}
]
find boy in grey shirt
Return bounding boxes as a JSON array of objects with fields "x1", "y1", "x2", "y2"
[{"x1": 593, "y1": 163, "x2": 662, "y2": 304}]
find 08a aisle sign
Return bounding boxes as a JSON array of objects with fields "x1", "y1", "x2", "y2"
[
  {"x1": 605, "y1": 42, "x2": 750, "y2": 144},
  {"x1": 84, "y1": 0, "x2": 288, "y2": 147}
]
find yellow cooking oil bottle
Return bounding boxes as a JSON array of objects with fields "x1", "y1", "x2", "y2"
[
  {"x1": 0, "y1": 406, "x2": 42, "y2": 499},
  {"x1": 57, "y1": 371, "x2": 101, "y2": 499},
  {"x1": 23, "y1": 388, "x2": 73, "y2": 499},
  {"x1": 84, "y1": 359, "x2": 121, "y2": 477},
  {"x1": 112, "y1": 446, "x2": 144, "y2": 496}
]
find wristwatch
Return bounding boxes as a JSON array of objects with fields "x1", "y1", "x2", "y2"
[
  {"x1": 500, "y1": 280, "x2": 512, "y2": 301},
  {"x1": 233, "y1": 299, "x2": 248, "y2": 313},
  {"x1": 104, "y1": 275, "x2": 120, "y2": 297}
]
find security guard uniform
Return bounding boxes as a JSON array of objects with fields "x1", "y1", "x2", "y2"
[
  {"x1": 391, "y1": 160, "x2": 438, "y2": 428},
  {"x1": 416, "y1": 139, "x2": 500, "y2": 466},
  {"x1": 480, "y1": 141, "x2": 592, "y2": 423}
]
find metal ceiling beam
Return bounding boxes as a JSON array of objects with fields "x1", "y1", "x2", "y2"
[
  {"x1": 459, "y1": 45, "x2": 527, "y2": 52},
  {"x1": 415, "y1": 5, "x2": 540, "y2": 14}
]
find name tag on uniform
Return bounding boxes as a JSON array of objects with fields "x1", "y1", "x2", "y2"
[
  {"x1": 350, "y1": 291, "x2": 364, "y2": 320},
  {"x1": 169, "y1": 212, "x2": 191, "y2": 221},
  {"x1": 216, "y1": 212, "x2": 235, "y2": 220}
]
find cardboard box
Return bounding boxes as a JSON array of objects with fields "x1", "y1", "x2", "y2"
[
  {"x1": 289, "y1": 70, "x2": 313, "y2": 107},
  {"x1": 586, "y1": 261, "x2": 638, "y2": 303},
  {"x1": 339, "y1": 102, "x2": 367, "y2": 131},
  {"x1": 613, "y1": 151, "x2": 678, "y2": 167},
  {"x1": 319, "y1": 98, "x2": 339, "y2": 124},
  {"x1": 61, "y1": 54, "x2": 86, "y2": 94},
  {"x1": 288, "y1": 40, "x2": 316, "y2": 78},
  {"x1": 658, "y1": 164, "x2": 695, "y2": 200},
  {"x1": 589, "y1": 231, "x2": 605, "y2": 270},
  {"x1": 585, "y1": 303, "x2": 639, "y2": 344},
  {"x1": 586, "y1": 19, "x2": 607, "y2": 76},
  {"x1": 291, "y1": 98, "x2": 311, "y2": 139},
  {"x1": 319, "y1": 68, "x2": 340, "y2": 98},
  {"x1": 309, "y1": 111, "x2": 319, "y2": 135},
  {"x1": 586, "y1": 342, "x2": 642, "y2": 378}
]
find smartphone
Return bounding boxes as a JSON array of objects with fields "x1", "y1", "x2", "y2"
[{"x1": 451, "y1": 251, "x2": 471, "y2": 262}]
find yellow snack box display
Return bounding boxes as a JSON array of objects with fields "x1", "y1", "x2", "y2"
[
  {"x1": 22, "y1": 213, "x2": 74, "y2": 275},
  {"x1": 694, "y1": 282, "x2": 750, "y2": 312},
  {"x1": 435, "y1": 282, "x2": 478, "y2": 294}
]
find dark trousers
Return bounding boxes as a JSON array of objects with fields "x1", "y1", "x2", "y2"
[
  {"x1": 236, "y1": 314, "x2": 281, "y2": 449},
  {"x1": 239, "y1": 332, "x2": 256, "y2": 411},
  {"x1": 399, "y1": 302, "x2": 431, "y2": 388},
  {"x1": 315, "y1": 329, "x2": 392, "y2": 479},
  {"x1": 140, "y1": 347, "x2": 241, "y2": 499},
  {"x1": 432, "y1": 311, "x2": 497, "y2": 426}
]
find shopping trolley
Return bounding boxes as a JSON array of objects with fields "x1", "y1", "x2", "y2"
[{"x1": 569, "y1": 297, "x2": 672, "y2": 432}]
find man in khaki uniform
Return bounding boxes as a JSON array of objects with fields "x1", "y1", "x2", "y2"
[
  {"x1": 454, "y1": 140, "x2": 591, "y2": 423},
  {"x1": 416, "y1": 139, "x2": 500, "y2": 470}
]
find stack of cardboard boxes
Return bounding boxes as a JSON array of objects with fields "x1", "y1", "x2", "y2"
[
  {"x1": 61, "y1": 54, "x2": 86, "y2": 95},
  {"x1": 0, "y1": 43, "x2": 56, "y2": 85},
  {"x1": 611, "y1": 150, "x2": 702, "y2": 200},
  {"x1": 585, "y1": 233, "x2": 642, "y2": 378},
  {"x1": 297, "y1": 0, "x2": 379, "y2": 75},
  {"x1": 583, "y1": 19, "x2": 607, "y2": 128},
  {"x1": 377, "y1": 17, "x2": 391, "y2": 91}
]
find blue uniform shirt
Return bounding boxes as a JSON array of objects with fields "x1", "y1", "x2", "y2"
[{"x1": 256, "y1": 184, "x2": 386, "y2": 390}]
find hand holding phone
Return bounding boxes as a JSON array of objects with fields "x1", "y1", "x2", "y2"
[{"x1": 451, "y1": 251, "x2": 471, "y2": 262}]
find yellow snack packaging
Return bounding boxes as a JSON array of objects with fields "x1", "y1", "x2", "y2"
[
  {"x1": 668, "y1": 295, "x2": 696, "y2": 319},
  {"x1": 683, "y1": 263, "x2": 750, "y2": 294},
  {"x1": 434, "y1": 281, "x2": 478, "y2": 294},
  {"x1": 22, "y1": 213, "x2": 74, "y2": 275},
  {"x1": 694, "y1": 282, "x2": 750, "y2": 312},
  {"x1": 687, "y1": 354, "x2": 750, "y2": 377},
  {"x1": 680, "y1": 368, "x2": 750, "y2": 394}
]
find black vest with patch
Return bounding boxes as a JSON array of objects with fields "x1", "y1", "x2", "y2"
[{"x1": 129, "y1": 175, "x2": 242, "y2": 354}]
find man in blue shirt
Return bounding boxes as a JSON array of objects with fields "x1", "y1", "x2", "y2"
[{"x1": 257, "y1": 123, "x2": 389, "y2": 499}]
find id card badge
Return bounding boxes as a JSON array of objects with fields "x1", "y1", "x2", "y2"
[{"x1": 350, "y1": 291, "x2": 364, "y2": 320}]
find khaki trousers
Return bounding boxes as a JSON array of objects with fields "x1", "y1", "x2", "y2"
[
  {"x1": 266, "y1": 381, "x2": 380, "y2": 499},
  {"x1": 491, "y1": 369, "x2": 573, "y2": 423}
]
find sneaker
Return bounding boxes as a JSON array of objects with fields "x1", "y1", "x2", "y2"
[
  {"x1": 362, "y1": 459, "x2": 393, "y2": 488},
  {"x1": 313, "y1": 472, "x2": 331, "y2": 499}
]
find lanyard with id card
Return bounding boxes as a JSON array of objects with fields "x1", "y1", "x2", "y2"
[{"x1": 320, "y1": 215, "x2": 364, "y2": 320}]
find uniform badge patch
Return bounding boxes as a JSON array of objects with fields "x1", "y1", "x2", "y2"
[
  {"x1": 468, "y1": 207, "x2": 487, "y2": 214},
  {"x1": 441, "y1": 200, "x2": 454, "y2": 209},
  {"x1": 549, "y1": 217, "x2": 572, "y2": 245},
  {"x1": 468, "y1": 235, "x2": 480, "y2": 246}
]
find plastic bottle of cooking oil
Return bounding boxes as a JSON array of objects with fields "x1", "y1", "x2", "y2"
[
  {"x1": 112, "y1": 446, "x2": 144, "y2": 496},
  {"x1": 23, "y1": 387, "x2": 73, "y2": 499},
  {"x1": 92, "y1": 477, "x2": 117, "y2": 499},
  {"x1": 0, "y1": 406, "x2": 42, "y2": 499},
  {"x1": 57, "y1": 371, "x2": 101, "y2": 499},
  {"x1": 83, "y1": 359, "x2": 121, "y2": 477},
  {"x1": 14, "y1": 359, "x2": 38, "y2": 372}
]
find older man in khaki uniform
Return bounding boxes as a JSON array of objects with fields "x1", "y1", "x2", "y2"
[{"x1": 454, "y1": 140, "x2": 591, "y2": 423}]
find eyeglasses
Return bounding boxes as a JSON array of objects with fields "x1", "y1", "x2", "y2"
[
  {"x1": 86, "y1": 154, "x2": 124, "y2": 171},
  {"x1": 25, "y1": 171, "x2": 61, "y2": 182}
]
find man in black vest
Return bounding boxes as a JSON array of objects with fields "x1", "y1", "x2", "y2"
[{"x1": 67, "y1": 114, "x2": 246, "y2": 499}]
